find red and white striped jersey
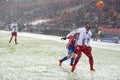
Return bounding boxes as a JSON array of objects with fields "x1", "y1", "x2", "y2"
[{"x1": 66, "y1": 27, "x2": 92, "y2": 46}]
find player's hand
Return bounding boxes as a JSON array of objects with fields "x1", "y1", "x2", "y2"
[
  {"x1": 88, "y1": 46, "x2": 92, "y2": 51},
  {"x1": 61, "y1": 37, "x2": 66, "y2": 40}
]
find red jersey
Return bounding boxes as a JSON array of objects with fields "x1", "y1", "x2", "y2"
[{"x1": 67, "y1": 34, "x2": 76, "y2": 47}]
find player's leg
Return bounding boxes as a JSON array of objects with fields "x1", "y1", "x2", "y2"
[
  {"x1": 70, "y1": 46, "x2": 82, "y2": 73},
  {"x1": 59, "y1": 54, "x2": 71, "y2": 66},
  {"x1": 9, "y1": 33, "x2": 14, "y2": 43},
  {"x1": 69, "y1": 47, "x2": 76, "y2": 66},
  {"x1": 82, "y1": 45, "x2": 95, "y2": 71},
  {"x1": 14, "y1": 32, "x2": 18, "y2": 44},
  {"x1": 70, "y1": 53, "x2": 76, "y2": 66},
  {"x1": 58, "y1": 46, "x2": 72, "y2": 66}
]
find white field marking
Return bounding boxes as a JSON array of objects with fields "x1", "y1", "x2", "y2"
[{"x1": 0, "y1": 30, "x2": 120, "y2": 51}]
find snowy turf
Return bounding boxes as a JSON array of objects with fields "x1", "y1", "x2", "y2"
[
  {"x1": 0, "y1": 31, "x2": 120, "y2": 80},
  {"x1": 1, "y1": 30, "x2": 120, "y2": 51}
]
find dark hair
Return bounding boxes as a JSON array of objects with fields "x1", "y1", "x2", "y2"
[
  {"x1": 85, "y1": 22, "x2": 90, "y2": 25},
  {"x1": 13, "y1": 20, "x2": 16, "y2": 21}
]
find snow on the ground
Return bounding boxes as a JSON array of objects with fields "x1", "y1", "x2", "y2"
[
  {"x1": 0, "y1": 30, "x2": 120, "y2": 80},
  {"x1": 1, "y1": 30, "x2": 120, "y2": 51}
]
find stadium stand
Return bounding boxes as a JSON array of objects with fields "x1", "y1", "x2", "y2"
[{"x1": 0, "y1": 0, "x2": 120, "y2": 38}]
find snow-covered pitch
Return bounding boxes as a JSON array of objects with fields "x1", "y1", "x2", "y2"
[{"x1": 0, "y1": 31, "x2": 120, "y2": 80}]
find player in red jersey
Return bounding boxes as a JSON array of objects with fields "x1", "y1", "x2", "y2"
[{"x1": 58, "y1": 33, "x2": 78, "y2": 66}]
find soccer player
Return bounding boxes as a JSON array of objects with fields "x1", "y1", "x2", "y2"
[
  {"x1": 9, "y1": 20, "x2": 18, "y2": 45},
  {"x1": 58, "y1": 33, "x2": 78, "y2": 66},
  {"x1": 66, "y1": 22, "x2": 95, "y2": 73}
]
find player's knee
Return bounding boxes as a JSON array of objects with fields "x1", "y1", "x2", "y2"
[
  {"x1": 67, "y1": 55, "x2": 71, "y2": 59},
  {"x1": 89, "y1": 56, "x2": 93, "y2": 60},
  {"x1": 76, "y1": 54, "x2": 81, "y2": 59},
  {"x1": 71, "y1": 54, "x2": 76, "y2": 58}
]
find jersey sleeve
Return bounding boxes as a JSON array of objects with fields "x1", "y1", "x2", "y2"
[
  {"x1": 10, "y1": 24, "x2": 13, "y2": 29},
  {"x1": 89, "y1": 31, "x2": 92, "y2": 38},
  {"x1": 86, "y1": 31, "x2": 92, "y2": 46},
  {"x1": 66, "y1": 28, "x2": 82, "y2": 38}
]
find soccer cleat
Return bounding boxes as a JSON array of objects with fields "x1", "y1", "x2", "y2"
[
  {"x1": 58, "y1": 60, "x2": 62, "y2": 66},
  {"x1": 71, "y1": 68, "x2": 74, "y2": 73},
  {"x1": 70, "y1": 65, "x2": 75, "y2": 73},
  {"x1": 69, "y1": 71, "x2": 74, "y2": 75},
  {"x1": 90, "y1": 69, "x2": 95, "y2": 72}
]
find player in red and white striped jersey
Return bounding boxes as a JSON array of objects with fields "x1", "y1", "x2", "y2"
[
  {"x1": 9, "y1": 20, "x2": 18, "y2": 45},
  {"x1": 66, "y1": 22, "x2": 95, "y2": 73}
]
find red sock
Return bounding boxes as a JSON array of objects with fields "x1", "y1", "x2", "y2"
[
  {"x1": 73, "y1": 56, "x2": 80, "y2": 68},
  {"x1": 89, "y1": 57, "x2": 93, "y2": 70}
]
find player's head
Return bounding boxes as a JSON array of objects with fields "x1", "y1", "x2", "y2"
[
  {"x1": 13, "y1": 20, "x2": 16, "y2": 23},
  {"x1": 85, "y1": 22, "x2": 91, "y2": 31}
]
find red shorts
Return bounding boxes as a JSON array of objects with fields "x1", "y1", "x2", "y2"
[
  {"x1": 75, "y1": 45, "x2": 91, "y2": 55},
  {"x1": 12, "y1": 32, "x2": 17, "y2": 37}
]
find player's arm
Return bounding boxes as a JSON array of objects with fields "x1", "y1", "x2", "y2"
[
  {"x1": 61, "y1": 28, "x2": 82, "y2": 40},
  {"x1": 66, "y1": 28, "x2": 81, "y2": 37},
  {"x1": 10, "y1": 24, "x2": 14, "y2": 30},
  {"x1": 61, "y1": 37, "x2": 67, "y2": 40},
  {"x1": 87, "y1": 31, "x2": 93, "y2": 51},
  {"x1": 10, "y1": 24, "x2": 13, "y2": 29},
  {"x1": 86, "y1": 39, "x2": 92, "y2": 51},
  {"x1": 61, "y1": 31, "x2": 76, "y2": 40}
]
